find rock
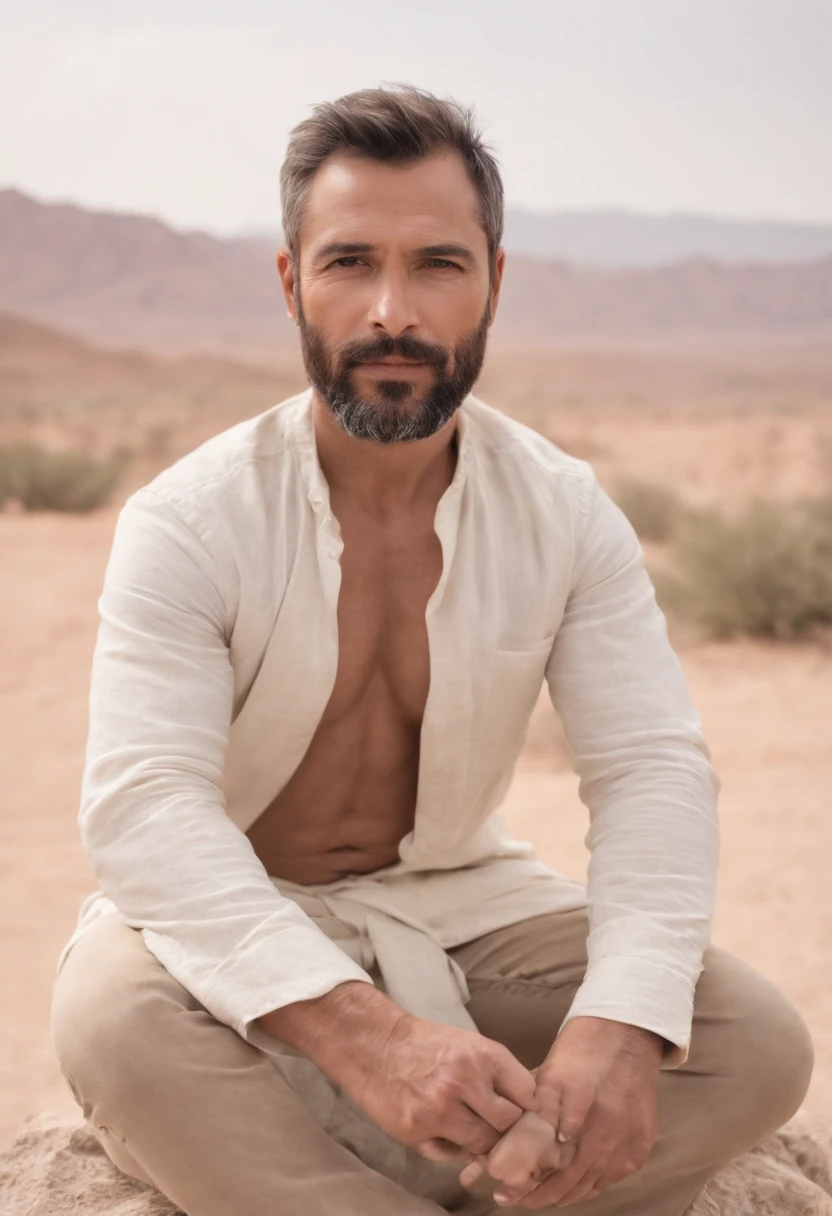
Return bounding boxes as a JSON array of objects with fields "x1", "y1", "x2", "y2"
[
  {"x1": 685, "y1": 1117, "x2": 832, "y2": 1216},
  {"x1": 0, "y1": 1112, "x2": 182, "y2": 1216}
]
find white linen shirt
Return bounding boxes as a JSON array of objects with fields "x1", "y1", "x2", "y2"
[{"x1": 57, "y1": 387, "x2": 720, "y2": 1070}]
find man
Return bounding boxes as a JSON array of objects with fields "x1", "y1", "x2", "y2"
[{"x1": 50, "y1": 85, "x2": 813, "y2": 1216}]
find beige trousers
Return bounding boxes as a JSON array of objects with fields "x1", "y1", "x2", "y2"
[{"x1": 50, "y1": 905, "x2": 814, "y2": 1216}]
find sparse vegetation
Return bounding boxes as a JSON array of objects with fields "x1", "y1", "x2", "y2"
[
  {"x1": 0, "y1": 442, "x2": 128, "y2": 512},
  {"x1": 613, "y1": 476, "x2": 688, "y2": 542},
  {"x1": 656, "y1": 494, "x2": 832, "y2": 641}
]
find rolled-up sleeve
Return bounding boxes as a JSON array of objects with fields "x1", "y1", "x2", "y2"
[
  {"x1": 544, "y1": 469, "x2": 720, "y2": 1068},
  {"x1": 79, "y1": 488, "x2": 374, "y2": 1041}
]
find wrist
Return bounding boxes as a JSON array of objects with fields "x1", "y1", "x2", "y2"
[
  {"x1": 544, "y1": 1016, "x2": 666, "y2": 1068},
  {"x1": 257, "y1": 981, "x2": 407, "y2": 1081}
]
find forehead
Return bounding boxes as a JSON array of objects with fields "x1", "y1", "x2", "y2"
[{"x1": 299, "y1": 149, "x2": 487, "y2": 254}]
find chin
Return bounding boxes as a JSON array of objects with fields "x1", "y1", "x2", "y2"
[{"x1": 374, "y1": 381, "x2": 421, "y2": 402}]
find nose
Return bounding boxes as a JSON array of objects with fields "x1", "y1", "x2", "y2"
[{"x1": 366, "y1": 268, "x2": 420, "y2": 337}]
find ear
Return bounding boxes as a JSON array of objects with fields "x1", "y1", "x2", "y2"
[
  {"x1": 276, "y1": 247, "x2": 299, "y2": 322},
  {"x1": 487, "y1": 247, "x2": 506, "y2": 327}
]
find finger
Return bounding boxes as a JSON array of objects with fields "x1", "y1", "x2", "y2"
[
  {"x1": 491, "y1": 1047, "x2": 537, "y2": 1113},
  {"x1": 555, "y1": 1170, "x2": 605, "y2": 1207},
  {"x1": 514, "y1": 1141, "x2": 599, "y2": 1209},
  {"x1": 542, "y1": 1131, "x2": 579, "y2": 1173},
  {"x1": 464, "y1": 1082, "x2": 528, "y2": 1134},
  {"x1": 554, "y1": 1081, "x2": 595, "y2": 1144},
  {"x1": 532, "y1": 1076, "x2": 562, "y2": 1128},
  {"x1": 442, "y1": 1108, "x2": 502, "y2": 1158},
  {"x1": 458, "y1": 1157, "x2": 487, "y2": 1188},
  {"x1": 493, "y1": 1169, "x2": 549, "y2": 1207},
  {"x1": 414, "y1": 1095, "x2": 503, "y2": 1161},
  {"x1": 486, "y1": 1117, "x2": 556, "y2": 1193},
  {"x1": 415, "y1": 1137, "x2": 472, "y2": 1163}
]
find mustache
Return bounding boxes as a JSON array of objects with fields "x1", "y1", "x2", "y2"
[{"x1": 341, "y1": 333, "x2": 449, "y2": 369}]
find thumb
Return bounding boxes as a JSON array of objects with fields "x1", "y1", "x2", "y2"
[
  {"x1": 491, "y1": 1046, "x2": 537, "y2": 1112},
  {"x1": 554, "y1": 1081, "x2": 594, "y2": 1143}
]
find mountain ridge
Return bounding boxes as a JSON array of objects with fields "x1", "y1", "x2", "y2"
[{"x1": 2, "y1": 188, "x2": 831, "y2": 351}]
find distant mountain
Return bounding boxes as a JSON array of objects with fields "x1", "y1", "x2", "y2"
[
  {"x1": 496, "y1": 255, "x2": 832, "y2": 344},
  {"x1": 503, "y1": 208, "x2": 832, "y2": 267},
  {"x1": 0, "y1": 188, "x2": 292, "y2": 350},
  {"x1": 242, "y1": 207, "x2": 832, "y2": 267},
  {"x1": 1, "y1": 188, "x2": 831, "y2": 350}
]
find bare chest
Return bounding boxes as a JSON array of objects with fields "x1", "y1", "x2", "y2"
[
  {"x1": 244, "y1": 498, "x2": 445, "y2": 882},
  {"x1": 324, "y1": 501, "x2": 444, "y2": 723}
]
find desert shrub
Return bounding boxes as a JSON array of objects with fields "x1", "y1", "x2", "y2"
[
  {"x1": 658, "y1": 494, "x2": 832, "y2": 640},
  {"x1": 0, "y1": 442, "x2": 128, "y2": 512},
  {"x1": 612, "y1": 477, "x2": 688, "y2": 542}
]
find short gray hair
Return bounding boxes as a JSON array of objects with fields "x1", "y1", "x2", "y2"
[{"x1": 280, "y1": 83, "x2": 504, "y2": 268}]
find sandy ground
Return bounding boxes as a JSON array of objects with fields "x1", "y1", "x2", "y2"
[{"x1": 1, "y1": 499, "x2": 830, "y2": 1154}]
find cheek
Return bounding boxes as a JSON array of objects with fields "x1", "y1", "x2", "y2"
[
  {"x1": 427, "y1": 287, "x2": 492, "y2": 351},
  {"x1": 300, "y1": 276, "x2": 369, "y2": 331}
]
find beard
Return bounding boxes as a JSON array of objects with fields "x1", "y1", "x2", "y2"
[{"x1": 296, "y1": 295, "x2": 491, "y2": 444}]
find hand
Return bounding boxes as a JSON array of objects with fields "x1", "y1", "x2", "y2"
[
  {"x1": 458, "y1": 1109, "x2": 578, "y2": 1197},
  {"x1": 341, "y1": 1011, "x2": 537, "y2": 1161},
  {"x1": 472, "y1": 1017, "x2": 664, "y2": 1208}
]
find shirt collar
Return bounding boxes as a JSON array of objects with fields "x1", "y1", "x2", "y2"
[{"x1": 290, "y1": 387, "x2": 472, "y2": 526}]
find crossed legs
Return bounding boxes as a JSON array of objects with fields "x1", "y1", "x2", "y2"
[{"x1": 50, "y1": 906, "x2": 814, "y2": 1215}]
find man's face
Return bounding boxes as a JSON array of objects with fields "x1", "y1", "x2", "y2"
[{"x1": 277, "y1": 149, "x2": 504, "y2": 444}]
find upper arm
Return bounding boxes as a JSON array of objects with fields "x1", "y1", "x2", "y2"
[
  {"x1": 81, "y1": 488, "x2": 237, "y2": 838},
  {"x1": 544, "y1": 468, "x2": 715, "y2": 787}
]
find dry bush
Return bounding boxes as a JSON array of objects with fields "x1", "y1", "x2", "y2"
[
  {"x1": 0, "y1": 442, "x2": 128, "y2": 512},
  {"x1": 656, "y1": 494, "x2": 832, "y2": 641},
  {"x1": 612, "y1": 476, "x2": 688, "y2": 542}
]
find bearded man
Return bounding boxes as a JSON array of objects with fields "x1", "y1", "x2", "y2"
[{"x1": 50, "y1": 85, "x2": 813, "y2": 1216}]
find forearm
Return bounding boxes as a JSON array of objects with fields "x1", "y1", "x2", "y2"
[
  {"x1": 560, "y1": 754, "x2": 719, "y2": 1066},
  {"x1": 256, "y1": 979, "x2": 409, "y2": 1084}
]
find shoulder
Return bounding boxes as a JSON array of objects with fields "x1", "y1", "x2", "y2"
[
  {"x1": 463, "y1": 394, "x2": 597, "y2": 523},
  {"x1": 127, "y1": 390, "x2": 307, "y2": 540},
  {"x1": 142, "y1": 390, "x2": 304, "y2": 504}
]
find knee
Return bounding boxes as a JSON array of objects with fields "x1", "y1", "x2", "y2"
[
  {"x1": 50, "y1": 923, "x2": 184, "y2": 1112},
  {"x1": 698, "y1": 947, "x2": 815, "y2": 1135}
]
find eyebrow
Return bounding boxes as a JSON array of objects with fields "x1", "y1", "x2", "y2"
[
  {"x1": 313, "y1": 241, "x2": 478, "y2": 266},
  {"x1": 315, "y1": 241, "x2": 375, "y2": 261},
  {"x1": 417, "y1": 243, "x2": 477, "y2": 266}
]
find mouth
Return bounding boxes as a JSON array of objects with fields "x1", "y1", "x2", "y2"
[{"x1": 355, "y1": 359, "x2": 429, "y2": 373}]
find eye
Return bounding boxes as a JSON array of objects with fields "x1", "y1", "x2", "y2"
[
  {"x1": 425, "y1": 258, "x2": 462, "y2": 269},
  {"x1": 329, "y1": 256, "x2": 366, "y2": 268}
]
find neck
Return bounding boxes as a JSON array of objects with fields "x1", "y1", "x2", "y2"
[{"x1": 310, "y1": 390, "x2": 460, "y2": 515}]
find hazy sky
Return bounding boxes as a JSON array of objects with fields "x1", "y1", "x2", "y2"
[{"x1": 2, "y1": 0, "x2": 830, "y2": 233}]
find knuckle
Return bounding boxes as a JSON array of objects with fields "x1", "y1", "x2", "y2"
[
  {"x1": 490, "y1": 1099, "x2": 521, "y2": 1131},
  {"x1": 471, "y1": 1125, "x2": 498, "y2": 1155},
  {"x1": 431, "y1": 1074, "x2": 459, "y2": 1105},
  {"x1": 533, "y1": 1073, "x2": 563, "y2": 1104}
]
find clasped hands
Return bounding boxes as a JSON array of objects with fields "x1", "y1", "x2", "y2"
[{"x1": 417, "y1": 1016, "x2": 664, "y2": 1209}]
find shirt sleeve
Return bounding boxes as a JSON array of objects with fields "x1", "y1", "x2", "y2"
[
  {"x1": 544, "y1": 468, "x2": 720, "y2": 1068},
  {"x1": 79, "y1": 487, "x2": 375, "y2": 1042}
]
